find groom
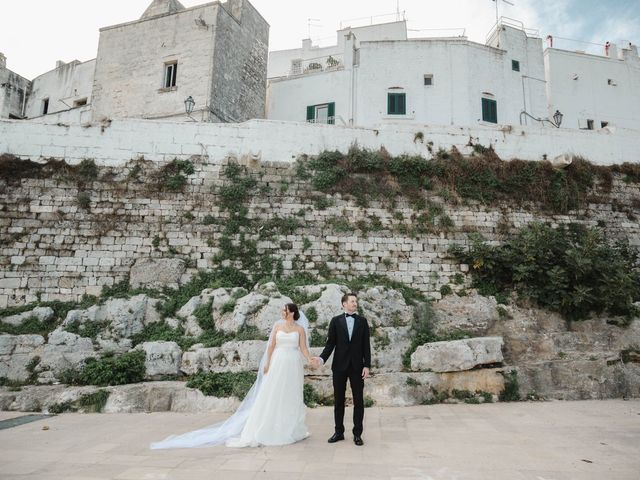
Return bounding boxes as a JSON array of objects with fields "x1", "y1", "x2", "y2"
[{"x1": 314, "y1": 293, "x2": 371, "y2": 446}]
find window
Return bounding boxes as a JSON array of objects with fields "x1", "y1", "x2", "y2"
[
  {"x1": 607, "y1": 78, "x2": 617, "y2": 86},
  {"x1": 73, "y1": 98, "x2": 87, "y2": 107},
  {"x1": 42, "y1": 98, "x2": 49, "y2": 115},
  {"x1": 291, "y1": 59, "x2": 302, "y2": 75},
  {"x1": 423, "y1": 74, "x2": 433, "y2": 86},
  {"x1": 587, "y1": 119, "x2": 594, "y2": 130},
  {"x1": 164, "y1": 62, "x2": 178, "y2": 88},
  {"x1": 481, "y1": 97, "x2": 497, "y2": 124},
  {"x1": 601, "y1": 121, "x2": 609, "y2": 128},
  {"x1": 512, "y1": 60, "x2": 520, "y2": 72},
  {"x1": 387, "y1": 93, "x2": 406, "y2": 115},
  {"x1": 306, "y1": 102, "x2": 335, "y2": 124}
]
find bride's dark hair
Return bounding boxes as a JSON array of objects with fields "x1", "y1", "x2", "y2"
[{"x1": 285, "y1": 303, "x2": 300, "y2": 321}]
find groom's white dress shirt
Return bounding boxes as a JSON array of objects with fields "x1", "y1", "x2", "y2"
[{"x1": 345, "y1": 313, "x2": 355, "y2": 341}]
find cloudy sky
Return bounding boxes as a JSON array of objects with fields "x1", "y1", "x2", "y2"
[{"x1": 1, "y1": 0, "x2": 638, "y2": 79}]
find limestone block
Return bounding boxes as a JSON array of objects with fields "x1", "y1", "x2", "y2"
[
  {"x1": 180, "y1": 340, "x2": 266, "y2": 375},
  {"x1": 0, "y1": 334, "x2": 45, "y2": 381},
  {"x1": 432, "y1": 292, "x2": 500, "y2": 335},
  {"x1": 63, "y1": 294, "x2": 160, "y2": 339},
  {"x1": 134, "y1": 341, "x2": 182, "y2": 378},
  {"x1": 130, "y1": 258, "x2": 185, "y2": 288},
  {"x1": 41, "y1": 329, "x2": 97, "y2": 376},
  {"x1": 300, "y1": 284, "x2": 348, "y2": 327},
  {"x1": 358, "y1": 286, "x2": 413, "y2": 327},
  {"x1": 411, "y1": 337, "x2": 504, "y2": 372},
  {"x1": 246, "y1": 295, "x2": 294, "y2": 334},
  {"x1": 2, "y1": 307, "x2": 55, "y2": 326}
]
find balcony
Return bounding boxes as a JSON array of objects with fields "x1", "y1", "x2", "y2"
[{"x1": 289, "y1": 54, "x2": 344, "y2": 76}]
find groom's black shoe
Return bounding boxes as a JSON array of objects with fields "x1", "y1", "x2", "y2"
[
  {"x1": 354, "y1": 435, "x2": 364, "y2": 446},
  {"x1": 327, "y1": 433, "x2": 345, "y2": 443}
]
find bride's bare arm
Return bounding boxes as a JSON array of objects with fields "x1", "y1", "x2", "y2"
[
  {"x1": 264, "y1": 325, "x2": 279, "y2": 373},
  {"x1": 297, "y1": 326, "x2": 312, "y2": 361}
]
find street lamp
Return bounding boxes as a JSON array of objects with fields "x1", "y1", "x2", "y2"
[
  {"x1": 184, "y1": 96, "x2": 195, "y2": 115},
  {"x1": 552, "y1": 109, "x2": 563, "y2": 128}
]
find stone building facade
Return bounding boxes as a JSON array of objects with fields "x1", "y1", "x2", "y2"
[
  {"x1": 91, "y1": 0, "x2": 268, "y2": 122},
  {"x1": 15, "y1": 0, "x2": 269, "y2": 124},
  {"x1": 0, "y1": 53, "x2": 31, "y2": 120}
]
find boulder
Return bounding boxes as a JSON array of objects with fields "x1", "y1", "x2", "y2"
[
  {"x1": 63, "y1": 295, "x2": 161, "y2": 340},
  {"x1": 134, "y1": 341, "x2": 182, "y2": 378},
  {"x1": 40, "y1": 329, "x2": 97, "y2": 377},
  {"x1": 247, "y1": 295, "x2": 294, "y2": 334},
  {"x1": 0, "y1": 334, "x2": 45, "y2": 381},
  {"x1": 432, "y1": 292, "x2": 500, "y2": 336},
  {"x1": 181, "y1": 340, "x2": 266, "y2": 375},
  {"x1": 301, "y1": 284, "x2": 347, "y2": 327},
  {"x1": 411, "y1": 337, "x2": 504, "y2": 372},
  {"x1": 2, "y1": 307, "x2": 55, "y2": 327},
  {"x1": 358, "y1": 286, "x2": 413, "y2": 327}
]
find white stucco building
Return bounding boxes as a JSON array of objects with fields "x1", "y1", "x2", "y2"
[
  {"x1": 266, "y1": 19, "x2": 639, "y2": 132},
  {"x1": 25, "y1": 59, "x2": 96, "y2": 120},
  {"x1": 544, "y1": 42, "x2": 640, "y2": 130}
]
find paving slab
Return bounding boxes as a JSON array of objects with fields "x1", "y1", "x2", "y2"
[{"x1": 0, "y1": 399, "x2": 638, "y2": 480}]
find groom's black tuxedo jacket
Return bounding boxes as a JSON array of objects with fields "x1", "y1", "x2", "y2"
[{"x1": 320, "y1": 313, "x2": 371, "y2": 372}]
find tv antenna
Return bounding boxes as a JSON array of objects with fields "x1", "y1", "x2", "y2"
[
  {"x1": 307, "y1": 18, "x2": 321, "y2": 39},
  {"x1": 492, "y1": 0, "x2": 515, "y2": 25}
]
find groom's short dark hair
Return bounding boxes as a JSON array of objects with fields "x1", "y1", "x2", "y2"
[{"x1": 341, "y1": 293, "x2": 357, "y2": 304}]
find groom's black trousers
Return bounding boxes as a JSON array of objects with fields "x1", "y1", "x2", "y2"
[{"x1": 333, "y1": 363, "x2": 364, "y2": 436}]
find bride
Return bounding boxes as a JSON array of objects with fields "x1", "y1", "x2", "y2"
[{"x1": 151, "y1": 302, "x2": 315, "y2": 449}]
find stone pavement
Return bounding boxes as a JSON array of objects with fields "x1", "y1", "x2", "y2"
[{"x1": 1, "y1": 400, "x2": 639, "y2": 480}]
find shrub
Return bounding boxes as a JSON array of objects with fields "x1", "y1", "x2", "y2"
[
  {"x1": 186, "y1": 371, "x2": 256, "y2": 399},
  {"x1": 499, "y1": 370, "x2": 521, "y2": 402},
  {"x1": 309, "y1": 328, "x2": 326, "y2": 347},
  {"x1": 76, "y1": 192, "x2": 91, "y2": 210},
  {"x1": 0, "y1": 315, "x2": 59, "y2": 339},
  {"x1": 303, "y1": 383, "x2": 321, "y2": 407},
  {"x1": 81, "y1": 350, "x2": 146, "y2": 386},
  {"x1": 302, "y1": 147, "x2": 620, "y2": 213},
  {"x1": 78, "y1": 390, "x2": 110, "y2": 412},
  {"x1": 451, "y1": 223, "x2": 640, "y2": 322}
]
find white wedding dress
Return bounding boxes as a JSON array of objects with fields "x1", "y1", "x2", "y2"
[
  {"x1": 150, "y1": 317, "x2": 310, "y2": 450},
  {"x1": 227, "y1": 330, "x2": 309, "y2": 447}
]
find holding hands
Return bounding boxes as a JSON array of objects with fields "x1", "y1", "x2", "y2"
[{"x1": 309, "y1": 356, "x2": 323, "y2": 369}]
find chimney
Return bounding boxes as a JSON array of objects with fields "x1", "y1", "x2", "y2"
[
  {"x1": 0, "y1": 52, "x2": 6, "y2": 69},
  {"x1": 56, "y1": 60, "x2": 65, "y2": 69}
]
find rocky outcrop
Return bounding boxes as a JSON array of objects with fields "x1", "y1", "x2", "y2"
[
  {"x1": 135, "y1": 341, "x2": 182, "y2": 379},
  {"x1": 0, "y1": 334, "x2": 45, "y2": 381},
  {"x1": 1, "y1": 285, "x2": 639, "y2": 412},
  {"x1": 2, "y1": 307, "x2": 54, "y2": 326},
  {"x1": 181, "y1": 340, "x2": 266, "y2": 375},
  {"x1": 411, "y1": 337, "x2": 504, "y2": 372}
]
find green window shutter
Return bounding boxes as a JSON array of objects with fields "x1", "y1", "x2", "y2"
[
  {"x1": 398, "y1": 93, "x2": 406, "y2": 114},
  {"x1": 328, "y1": 102, "x2": 335, "y2": 124},
  {"x1": 306, "y1": 105, "x2": 315, "y2": 122},
  {"x1": 387, "y1": 93, "x2": 406, "y2": 115},
  {"x1": 482, "y1": 98, "x2": 497, "y2": 124}
]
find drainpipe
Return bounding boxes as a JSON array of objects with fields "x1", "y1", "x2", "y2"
[{"x1": 21, "y1": 85, "x2": 28, "y2": 118}]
